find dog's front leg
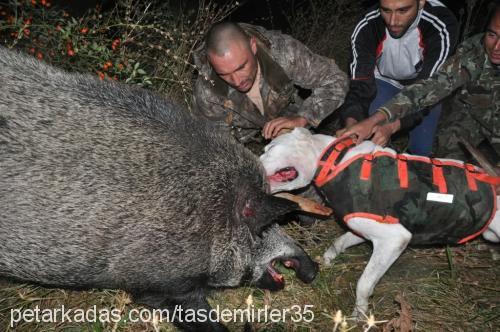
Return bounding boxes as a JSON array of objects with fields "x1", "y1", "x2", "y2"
[
  {"x1": 323, "y1": 231, "x2": 365, "y2": 266},
  {"x1": 347, "y1": 217, "x2": 412, "y2": 318},
  {"x1": 483, "y1": 195, "x2": 500, "y2": 242}
]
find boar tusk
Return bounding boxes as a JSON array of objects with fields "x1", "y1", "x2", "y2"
[
  {"x1": 459, "y1": 136, "x2": 499, "y2": 177},
  {"x1": 274, "y1": 193, "x2": 332, "y2": 216}
]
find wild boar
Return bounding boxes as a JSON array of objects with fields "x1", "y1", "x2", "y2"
[{"x1": 0, "y1": 47, "x2": 317, "y2": 331}]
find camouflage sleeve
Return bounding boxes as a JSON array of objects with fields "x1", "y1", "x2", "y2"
[
  {"x1": 270, "y1": 33, "x2": 349, "y2": 127},
  {"x1": 192, "y1": 77, "x2": 232, "y2": 135},
  {"x1": 378, "y1": 51, "x2": 470, "y2": 121}
]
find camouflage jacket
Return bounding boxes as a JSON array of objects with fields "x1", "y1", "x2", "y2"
[
  {"x1": 379, "y1": 34, "x2": 500, "y2": 139},
  {"x1": 192, "y1": 24, "x2": 348, "y2": 143}
]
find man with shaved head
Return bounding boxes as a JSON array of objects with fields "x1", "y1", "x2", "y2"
[{"x1": 193, "y1": 22, "x2": 348, "y2": 144}]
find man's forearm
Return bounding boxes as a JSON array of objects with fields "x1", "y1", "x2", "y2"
[{"x1": 378, "y1": 54, "x2": 467, "y2": 121}]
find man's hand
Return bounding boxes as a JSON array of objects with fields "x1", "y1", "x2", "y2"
[
  {"x1": 262, "y1": 116, "x2": 308, "y2": 140},
  {"x1": 371, "y1": 119, "x2": 401, "y2": 146},
  {"x1": 339, "y1": 111, "x2": 388, "y2": 144},
  {"x1": 336, "y1": 117, "x2": 358, "y2": 137}
]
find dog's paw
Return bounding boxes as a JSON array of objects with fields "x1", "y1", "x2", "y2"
[
  {"x1": 350, "y1": 310, "x2": 363, "y2": 322},
  {"x1": 350, "y1": 309, "x2": 364, "y2": 321},
  {"x1": 323, "y1": 248, "x2": 338, "y2": 266},
  {"x1": 350, "y1": 304, "x2": 369, "y2": 321}
]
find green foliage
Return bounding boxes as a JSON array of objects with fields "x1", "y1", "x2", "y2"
[{"x1": 0, "y1": 0, "x2": 240, "y2": 109}]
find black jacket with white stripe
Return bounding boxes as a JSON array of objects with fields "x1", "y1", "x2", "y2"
[{"x1": 340, "y1": 0, "x2": 458, "y2": 131}]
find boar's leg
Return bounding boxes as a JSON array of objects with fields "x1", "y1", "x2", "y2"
[{"x1": 133, "y1": 292, "x2": 228, "y2": 332}]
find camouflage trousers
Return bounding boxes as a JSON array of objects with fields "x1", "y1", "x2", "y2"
[{"x1": 436, "y1": 101, "x2": 500, "y2": 166}]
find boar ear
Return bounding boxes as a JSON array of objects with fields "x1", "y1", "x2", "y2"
[{"x1": 241, "y1": 194, "x2": 299, "y2": 235}]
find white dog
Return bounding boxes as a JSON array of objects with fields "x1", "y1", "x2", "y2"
[{"x1": 260, "y1": 128, "x2": 500, "y2": 316}]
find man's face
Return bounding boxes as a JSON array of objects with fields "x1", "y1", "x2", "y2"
[
  {"x1": 484, "y1": 9, "x2": 500, "y2": 65},
  {"x1": 208, "y1": 37, "x2": 258, "y2": 93},
  {"x1": 379, "y1": 0, "x2": 424, "y2": 38}
]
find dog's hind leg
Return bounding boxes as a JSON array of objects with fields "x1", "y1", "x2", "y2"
[
  {"x1": 346, "y1": 217, "x2": 412, "y2": 318},
  {"x1": 323, "y1": 232, "x2": 365, "y2": 266},
  {"x1": 483, "y1": 196, "x2": 500, "y2": 243}
]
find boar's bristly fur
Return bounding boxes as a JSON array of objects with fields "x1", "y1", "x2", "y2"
[{"x1": 0, "y1": 46, "x2": 317, "y2": 332}]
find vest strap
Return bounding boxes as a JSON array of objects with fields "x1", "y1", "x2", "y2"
[
  {"x1": 431, "y1": 160, "x2": 448, "y2": 194},
  {"x1": 360, "y1": 154, "x2": 374, "y2": 181},
  {"x1": 463, "y1": 164, "x2": 500, "y2": 187},
  {"x1": 473, "y1": 173, "x2": 500, "y2": 186},
  {"x1": 397, "y1": 155, "x2": 409, "y2": 189},
  {"x1": 315, "y1": 138, "x2": 355, "y2": 186},
  {"x1": 465, "y1": 163, "x2": 478, "y2": 191}
]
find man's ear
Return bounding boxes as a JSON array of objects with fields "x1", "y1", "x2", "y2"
[
  {"x1": 250, "y1": 36, "x2": 257, "y2": 55},
  {"x1": 419, "y1": 0, "x2": 426, "y2": 10}
]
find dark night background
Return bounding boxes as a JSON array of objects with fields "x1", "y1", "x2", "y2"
[
  {"x1": 230, "y1": 0, "x2": 471, "y2": 31},
  {"x1": 36, "y1": 0, "x2": 490, "y2": 38}
]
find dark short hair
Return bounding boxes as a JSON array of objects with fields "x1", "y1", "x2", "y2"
[
  {"x1": 205, "y1": 22, "x2": 249, "y2": 57},
  {"x1": 486, "y1": 0, "x2": 500, "y2": 30}
]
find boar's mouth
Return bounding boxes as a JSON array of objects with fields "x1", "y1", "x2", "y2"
[
  {"x1": 268, "y1": 167, "x2": 298, "y2": 183},
  {"x1": 266, "y1": 261, "x2": 285, "y2": 289},
  {"x1": 264, "y1": 256, "x2": 317, "y2": 291}
]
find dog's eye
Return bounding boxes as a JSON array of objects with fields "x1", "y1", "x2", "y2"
[{"x1": 264, "y1": 144, "x2": 274, "y2": 153}]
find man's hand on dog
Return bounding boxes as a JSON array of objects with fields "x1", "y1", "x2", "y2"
[
  {"x1": 262, "y1": 116, "x2": 308, "y2": 140},
  {"x1": 371, "y1": 120, "x2": 401, "y2": 146},
  {"x1": 339, "y1": 111, "x2": 389, "y2": 144},
  {"x1": 336, "y1": 117, "x2": 358, "y2": 137}
]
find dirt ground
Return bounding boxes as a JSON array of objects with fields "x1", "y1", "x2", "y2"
[{"x1": 1, "y1": 217, "x2": 499, "y2": 332}]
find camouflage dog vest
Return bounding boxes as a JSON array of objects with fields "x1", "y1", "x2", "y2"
[{"x1": 314, "y1": 139, "x2": 499, "y2": 245}]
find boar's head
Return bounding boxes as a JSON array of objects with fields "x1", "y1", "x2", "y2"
[
  {"x1": 225, "y1": 178, "x2": 318, "y2": 291},
  {"x1": 249, "y1": 224, "x2": 318, "y2": 291}
]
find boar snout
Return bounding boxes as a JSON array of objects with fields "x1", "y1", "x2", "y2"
[{"x1": 282, "y1": 254, "x2": 318, "y2": 284}]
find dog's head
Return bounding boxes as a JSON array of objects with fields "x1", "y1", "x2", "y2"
[{"x1": 260, "y1": 128, "x2": 333, "y2": 193}]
